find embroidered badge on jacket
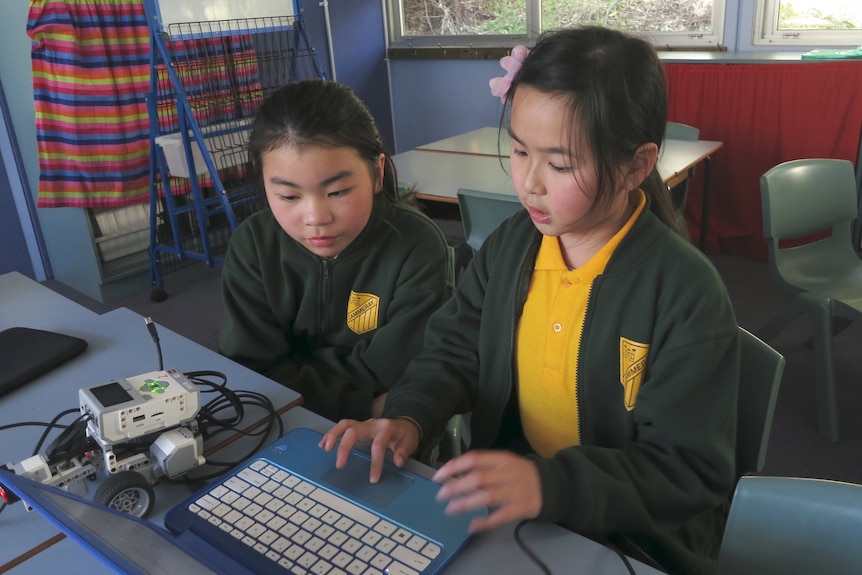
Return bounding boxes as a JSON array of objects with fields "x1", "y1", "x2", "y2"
[
  {"x1": 347, "y1": 291, "x2": 380, "y2": 334},
  {"x1": 620, "y1": 337, "x2": 649, "y2": 411}
]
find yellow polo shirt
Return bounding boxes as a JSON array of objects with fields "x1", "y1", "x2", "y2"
[{"x1": 516, "y1": 191, "x2": 646, "y2": 457}]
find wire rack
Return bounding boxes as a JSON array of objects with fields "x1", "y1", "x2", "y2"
[{"x1": 145, "y1": 9, "x2": 323, "y2": 299}]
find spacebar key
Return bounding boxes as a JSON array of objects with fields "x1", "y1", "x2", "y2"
[{"x1": 308, "y1": 487, "x2": 379, "y2": 528}]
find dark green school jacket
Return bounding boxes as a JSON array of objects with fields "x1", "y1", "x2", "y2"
[
  {"x1": 383, "y1": 203, "x2": 740, "y2": 575},
  {"x1": 219, "y1": 199, "x2": 451, "y2": 421}
]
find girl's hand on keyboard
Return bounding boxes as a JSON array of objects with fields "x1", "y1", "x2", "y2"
[
  {"x1": 320, "y1": 418, "x2": 421, "y2": 483},
  {"x1": 432, "y1": 450, "x2": 542, "y2": 533}
]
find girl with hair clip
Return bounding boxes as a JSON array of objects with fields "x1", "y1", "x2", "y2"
[
  {"x1": 322, "y1": 26, "x2": 739, "y2": 575},
  {"x1": 219, "y1": 79, "x2": 451, "y2": 422}
]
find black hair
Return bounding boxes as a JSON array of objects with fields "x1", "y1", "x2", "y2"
[
  {"x1": 248, "y1": 79, "x2": 400, "y2": 203},
  {"x1": 502, "y1": 26, "x2": 686, "y2": 237}
]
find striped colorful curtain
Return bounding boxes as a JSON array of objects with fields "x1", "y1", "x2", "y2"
[{"x1": 27, "y1": 0, "x2": 151, "y2": 208}]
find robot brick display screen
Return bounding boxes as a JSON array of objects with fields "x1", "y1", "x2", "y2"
[{"x1": 90, "y1": 382, "x2": 134, "y2": 408}]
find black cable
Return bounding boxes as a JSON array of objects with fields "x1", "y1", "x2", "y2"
[
  {"x1": 608, "y1": 544, "x2": 638, "y2": 575},
  {"x1": 514, "y1": 520, "x2": 553, "y2": 575},
  {"x1": 32, "y1": 408, "x2": 80, "y2": 457},
  {"x1": 145, "y1": 316, "x2": 164, "y2": 371},
  {"x1": 0, "y1": 421, "x2": 74, "y2": 433}
]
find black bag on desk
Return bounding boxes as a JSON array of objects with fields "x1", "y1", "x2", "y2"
[{"x1": 0, "y1": 327, "x2": 88, "y2": 396}]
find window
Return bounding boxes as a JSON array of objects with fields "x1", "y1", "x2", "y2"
[
  {"x1": 389, "y1": 0, "x2": 726, "y2": 49},
  {"x1": 755, "y1": 0, "x2": 862, "y2": 45}
]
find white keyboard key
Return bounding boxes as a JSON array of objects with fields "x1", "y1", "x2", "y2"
[
  {"x1": 225, "y1": 476, "x2": 250, "y2": 494},
  {"x1": 196, "y1": 495, "x2": 219, "y2": 510},
  {"x1": 361, "y1": 531, "x2": 382, "y2": 546},
  {"x1": 346, "y1": 559, "x2": 368, "y2": 575},
  {"x1": 420, "y1": 543, "x2": 440, "y2": 560},
  {"x1": 332, "y1": 551, "x2": 352, "y2": 568},
  {"x1": 390, "y1": 546, "x2": 431, "y2": 571},
  {"x1": 309, "y1": 487, "x2": 379, "y2": 528},
  {"x1": 292, "y1": 529, "x2": 313, "y2": 545},
  {"x1": 406, "y1": 535, "x2": 427, "y2": 552},
  {"x1": 371, "y1": 553, "x2": 391, "y2": 570},
  {"x1": 298, "y1": 551, "x2": 319, "y2": 568},
  {"x1": 342, "y1": 537, "x2": 362, "y2": 553},
  {"x1": 296, "y1": 480, "x2": 316, "y2": 495},
  {"x1": 239, "y1": 468, "x2": 268, "y2": 487},
  {"x1": 319, "y1": 543, "x2": 339, "y2": 560},
  {"x1": 373, "y1": 520, "x2": 397, "y2": 537},
  {"x1": 383, "y1": 561, "x2": 418, "y2": 575},
  {"x1": 209, "y1": 485, "x2": 229, "y2": 499},
  {"x1": 272, "y1": 536, "x2": 291, "y2": 553}
]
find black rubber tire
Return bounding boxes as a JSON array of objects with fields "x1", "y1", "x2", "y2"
[{"x1": 93, "y1": 471, "x2": 155, "y2": 518}]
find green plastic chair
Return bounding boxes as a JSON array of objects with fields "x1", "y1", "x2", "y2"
[
  {"x1": 716, "y1": 476, "x2": 862, "y2": 575},
  {"x1": 457, "y1": 188, "x2": 524, "y2": 252},
  {"x1": 736, "y1": 327, "x2": 784, "y2": 475},
  {"x1": 665, "y1": 121, "x2": 701, "y2": 212},
  {"x1": 757, "y1": 158, "x2": 862, "y2": 442}
]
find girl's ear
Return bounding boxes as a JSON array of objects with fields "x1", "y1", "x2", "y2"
[
  {"x1": 374, "y1": 153, "x2": 385, "y2": 194},
  {"x1": 624, "y1": 143, "x2": 658, "y2": 189}
]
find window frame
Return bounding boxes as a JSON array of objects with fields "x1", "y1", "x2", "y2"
[
  {"x1": 753, "y1": 0, "x2": 862, "y2": 46},
  {"x1": 387, "y1": 0, "x2": 727, "y2": 50}
]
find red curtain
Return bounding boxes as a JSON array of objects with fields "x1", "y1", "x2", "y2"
[{"x1": 665, "y1": 61, "x2": 862, "y2": 259}]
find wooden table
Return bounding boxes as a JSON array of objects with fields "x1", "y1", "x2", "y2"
[{"x1": 406, "y1": 126, "x2": 722, "y2": 250}]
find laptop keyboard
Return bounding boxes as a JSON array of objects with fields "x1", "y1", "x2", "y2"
[{"x1": 187, "y1": 459, "x2": 442, "y2": 575}]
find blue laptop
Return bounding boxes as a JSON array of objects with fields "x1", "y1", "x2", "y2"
[{"x1": 0, "y1": 427, "x2": 481, "y2": 575}]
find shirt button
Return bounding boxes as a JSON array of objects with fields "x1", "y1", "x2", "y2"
[{"x1": 552, "y1": 322, "x2": 562, "y2": 332}]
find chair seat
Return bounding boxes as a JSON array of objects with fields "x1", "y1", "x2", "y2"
[{"x1": 778, "y1": 245, "x2": 862, "y2": 310}]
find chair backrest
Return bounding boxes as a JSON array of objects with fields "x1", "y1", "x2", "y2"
[
  {"x1": 716, "y1": 476, "x2": 862, "y2": 575},
  {"x1": 666, "y1": 121, "x2": 700, "y2": 141},
  {"x1": 457, "y1": 188, "x2": 524, "y2": 252},
  {"x1": 760, "y1": 158, "x2": 857, "y2": 241},
  {"x1": 736, "y1": 327, "x2": 784, "y2": 475},
  {"x1": 759, "y1": 158, "x2": 860, "y2": 297}
]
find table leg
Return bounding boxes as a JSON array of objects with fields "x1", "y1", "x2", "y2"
[{"x1": 699, "y1": 157, "x2": 713, "y2": 252}]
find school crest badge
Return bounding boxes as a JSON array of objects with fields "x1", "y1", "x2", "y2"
[
  {"x1": 347, "y1": 291, "x2": 380, "y2": 335},
  {"x1": 619, "y1": 337, "x2": 649, "y2": 411}
]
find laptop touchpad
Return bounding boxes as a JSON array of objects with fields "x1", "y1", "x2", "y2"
[{"x1": 321, "y1": 455, "x2": 414, "y2": 508}]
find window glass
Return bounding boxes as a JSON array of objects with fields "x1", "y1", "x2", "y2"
[
  {"x1": 756, "y1": 0, "x2": 862, "y2": 44},
  {"x1": 541, "y1": 0, "x2": 714, "y2": 34},
  {"x1": 392, "y1": 0, "x2": 724, "y2": 48},
  {"x1": 400, "y1": 0, "x2": 527, "y2": 36},
  {"x1": 777, "y1": 0, "x2": 861, "y2": 31}
]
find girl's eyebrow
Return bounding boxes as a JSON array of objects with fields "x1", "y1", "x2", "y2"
[
  {"x1": 508, "y1": 127, "x2": 568, "y2": 155},
  {"x1": 268, "y1": 169, "x2": 354, "y2": 189}
]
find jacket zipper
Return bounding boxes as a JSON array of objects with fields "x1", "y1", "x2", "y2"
[
  {"x1": 319, "y1": 259, "x2": 332, "y2": 335},
  {"x1": 508, "y1": 243, "x2": 536, "y2": 396},
  {"x1": 572, "y1": 282, "x2": 594, "y2": 446}
]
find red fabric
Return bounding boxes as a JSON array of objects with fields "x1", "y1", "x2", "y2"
[{"x1": 665, "y1": 61, "x2": 862, "y2": 259}]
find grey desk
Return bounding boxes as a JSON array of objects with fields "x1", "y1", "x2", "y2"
[
  {"x1": 407, "y1": 126, "x2": 722, "y2": 249},
  {"x1": 272, "y1": 408, "x2": 667, "y2": 575},
  {"x1": 0, "y1": 272, "x2": 302, "y2": 573},
  {"x1": 0, "y1": 272, "x2": 665, "y2": 574}
]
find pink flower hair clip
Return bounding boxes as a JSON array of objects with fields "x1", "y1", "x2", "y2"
[{"x1": 489, "y1": 45, "x2": 529, "y2": 103}]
